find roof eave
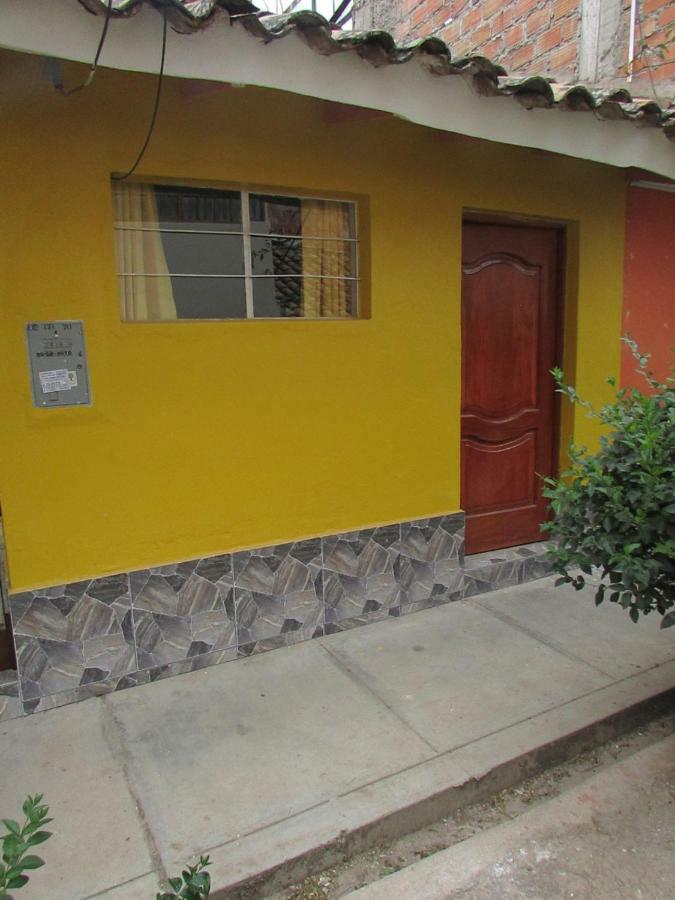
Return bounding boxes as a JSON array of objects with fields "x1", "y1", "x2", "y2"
[{"x1": 1, "y1": 0, "x2": 673, "y2": 180}]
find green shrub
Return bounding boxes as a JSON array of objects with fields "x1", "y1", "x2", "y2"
[
  {"x1": 543, "y1": 338, "x2": 675, "y2": 627},
  {"x1": 0, "y1": 795, "x2": 53, "y2": 898}
]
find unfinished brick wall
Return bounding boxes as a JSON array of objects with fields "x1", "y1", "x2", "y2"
[
  {"x1": 352, "y1": 0, "x2": 674, "y2": 98},
  {"x1": 632, "y1": 0, "x2": 675, "y2": 89}
]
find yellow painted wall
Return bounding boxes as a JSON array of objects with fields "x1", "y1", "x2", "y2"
[{"x1": 0, "y1": 51, "x2": 625, "y2": 592}]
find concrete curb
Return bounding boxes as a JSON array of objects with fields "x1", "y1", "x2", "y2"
[
  {"x1": 344, "y1": 732, "x2": 675, "y2": 898},
  {"x1": 209, "y1": 661, "x2": 675, "y2": 898}
]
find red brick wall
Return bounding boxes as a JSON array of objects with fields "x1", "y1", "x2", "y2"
[
  {"x1": 632, "y1": 0, "x2": 675, "y2": 87},
  {"x1": 359, "y1": 0, "x2": 675, "y2": 93},
  {"x1": 385, "y1": 0, "x2": 580, "y2": 77}
]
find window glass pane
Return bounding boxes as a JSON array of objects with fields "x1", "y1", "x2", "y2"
[
  {"x1": 113, "y1": 185, "x2": 242, "y2": 232},
  {"x1": 250, "y1": 195, "x2": 355, "y2": 240},
  {"x1": 250, "y1": 195, "x2": 302, "y2": 236},
  {"x1": 170, "y1": 276, "x2": 246, "y2": 319},
  {"x1": 252, "y1": 277, "x2": 303, "y2": 318},
  {"x1": 252, "y1": 277, "x2": 356, "y2": 318},
  {"x1": 157, "y1": 232, "x2": 245, "y2": 276},
  {"x1": 118, "y1": 276, "x2": 246, "y2": 320},
  {"x1": 113, "y1": 182, "x2": 247, "y2": 321},
  {"x1": 250, "y1": 237, "x2": 357, "y2": 279},
  {"x1": 155, "y1": 186, "x2": 242, "y2": 231},
  {"x1": 251, "y1": 237, "x2": 302, "y2": 278}
]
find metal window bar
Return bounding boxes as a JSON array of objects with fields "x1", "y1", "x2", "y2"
[
  {"x1": 119, "y1": 273, "x2": 359, "y2": 280},
  {"x1": 116, "y1": 188, "x2": 359, "y2": 319},
  {"x1": 114, "y1": 225, "x2": 359, "y2": 243}
]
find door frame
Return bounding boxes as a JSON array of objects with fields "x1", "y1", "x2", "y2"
[{"x1": 460, "y1": 210, "x2": 571, "y2": 548}]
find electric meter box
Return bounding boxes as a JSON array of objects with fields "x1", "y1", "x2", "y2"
[{"x1": 26, "y1": 321, "x2": 91, "y2": 408}]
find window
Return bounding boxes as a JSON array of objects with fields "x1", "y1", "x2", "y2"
[{"x1": 112, "y1": 182, "x2": 359, "y2": 321}]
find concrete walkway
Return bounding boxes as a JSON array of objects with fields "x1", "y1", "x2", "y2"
[{"x1": 0, "y1": 575, "x2": 673, "y2": 900}]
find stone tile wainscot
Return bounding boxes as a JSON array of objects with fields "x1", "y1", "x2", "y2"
[{"x1": 3, "y1": 514, "x2": 552, "y2": 721}]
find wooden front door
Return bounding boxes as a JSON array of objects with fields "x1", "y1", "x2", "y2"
[{"x1": 461, "y1": 222, "x2": 560, "y2": 555}]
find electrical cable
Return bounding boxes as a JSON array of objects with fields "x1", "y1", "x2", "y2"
[
  {"x1": 57, "y1": 0, "x2": 114, "y2": 95},
  {"x1": 112, "y1": 6, "x2": 169, "y2": 181}
]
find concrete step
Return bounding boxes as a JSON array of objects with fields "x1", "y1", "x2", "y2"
[{"x1": 215, "y1": 666, "x2": 675, "y2": 898}]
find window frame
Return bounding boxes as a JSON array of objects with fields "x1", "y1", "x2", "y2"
[{"x1": 112, "y1": 178, "x2": 366, "y2": 323}]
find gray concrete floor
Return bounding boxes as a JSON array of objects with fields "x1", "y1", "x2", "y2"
[{"x1": 0, "y1": 576, "x2": 673, "y2": 899}]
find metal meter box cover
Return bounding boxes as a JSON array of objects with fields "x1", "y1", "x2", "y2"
[{"x1": 26, "y1": 321, "x2": 91, "y2": 408}]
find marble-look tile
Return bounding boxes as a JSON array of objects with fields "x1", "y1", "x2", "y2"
[
  {"x1": 233, "y1": 539, "x2": 323, "y2": 643},
  {"x1": 145, "y1": 646, "x2": 238, "y2": 683},
  {"x1": 396, "y1": 515, "x2": 464, "y2": 606},
  {"x1": 237, "y1": 624, "x2": 324, "y2": 657},
  {"x1": 131, "y1": 555, "x2": 235, "y2": 669},
  {"x1": 463, "y1": 557, "x2": 522, "y2": 597},
  {"x1": 399, "y1": 585, "x2": 461, "y2": 617},
  {"x1": 519, "y1": 552, "x2": 554, "y2": 583},
  {"x1": 0, "y1": 675, "x2": 22, "y2": 721},
  {"x1": 0, "y1": 670, "x2": 18, "y2": 693},
  {"x1": 10, "y1": 575, "x2": 136, "y2": 701},
  {"x1": 322, "y1": 525, "x2": 401, "y2": 623},
  {"x1": 323, "y1": 608, "x2": 399, "y2": 635}
]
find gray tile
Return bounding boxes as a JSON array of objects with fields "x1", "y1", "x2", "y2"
[
  {"x1": 0, "y1": 671, "x2": 18, "y2": 695},
  {"x1": 131, "y1": 555, "x2": 235, "y2": 669},
  {"x1": 237, "y1": 624, "x2": 322, "y2": 657},
  {"x1": 233, "y1": 539, "x2": 323, "y2": 643},
  {"x1": 0, "y1": 693, "x2": 23, "y2": 722},
  {"x1": 146, "y1": 646, "x2": 238, "y2": 682},
  {"x1": 519, "y1": 552, "x2": 554, "y2": 582},
  {"x1": 21, "y1": 680, "x2": 118, "y2": 715},
  {"x1": 322, "y1": 526, "x2": 401, "y2": 622},
  {"x1": 463, "y1": 560, "x2": 522, "y2": 597},
  {"x1": 323, "y1": 608, "x2": 399, "y2": 635},
  {"x1": 10, "y1": 575, "x2": 136, "y2": 700},
  {"x1": 397, "y1": 515, "x2": 464, "y2": 606}
]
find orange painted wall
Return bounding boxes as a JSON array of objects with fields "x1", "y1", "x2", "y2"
[{"x1": 621, "y1": 185, "x2": 675, "y2": 388}]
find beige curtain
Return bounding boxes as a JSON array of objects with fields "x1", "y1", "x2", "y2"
[
  {"x1": 113, "y1": 183, "x2": 177, "y2": 321},
  {"x1": 301, "y1": 200, "x2": 351, "y2": 318}
]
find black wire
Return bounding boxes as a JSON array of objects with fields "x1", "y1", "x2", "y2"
[
  {"x1": 113, "y1": 7, "x2": 168, "y2": 181},
  {"x1": 57, "y1": 0, "x2": 114, "y2": 95},
  {"x1": 329, "y1": 0, "x2": 352, "y2": 26}
]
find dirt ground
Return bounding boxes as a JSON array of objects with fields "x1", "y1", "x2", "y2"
[{"x1": 269, "y1": 714, "x2": 675, "y2": 899}]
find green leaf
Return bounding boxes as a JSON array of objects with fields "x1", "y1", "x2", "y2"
[
  {"x1": 18, "y1": 855, "x2": 44, "y2": 870},
  {"x1": 23, "y1": 819, "x2": 53, "y2": 836},
  {"x1": 3, "y1": 834, "x2": 22, "y2": 865},
  {"x1": 629, "y1": 606, "x2": 639, "y2": 624},
  {"x1": 6, "y1": 874, "x2": 29, "y2": 889},
  {"x1": 660, "y1": 611, "x2": 675, "y2": 629},
  {"x1": 2, "y1": 821, "x2": 20, "y2": 837},
  {"x1": 169, "y1": 877, "x2": 183, "y2": 891},
  {"x1": 25, "y1": 831, "x2": 52, "y2": 846}
]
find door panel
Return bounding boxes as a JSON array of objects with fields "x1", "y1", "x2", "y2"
[{"x1": 461, "y1": 223, "x2": 560, "y2": 554}]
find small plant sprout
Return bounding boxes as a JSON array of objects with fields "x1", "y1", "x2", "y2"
[
  {"x1": 0, "y1": 794, "x2": 53, "y2": 898},
  {"x1": 158, "y1": 855, "x2": 212, "y2": 899}
]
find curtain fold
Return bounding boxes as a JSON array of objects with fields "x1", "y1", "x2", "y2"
[
  {"x1": 113, "y1": 183, "x2": 177, "y2": 321},
  {"x1": 301, "y1": 200, "x2": 351, "y2": 318}
]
